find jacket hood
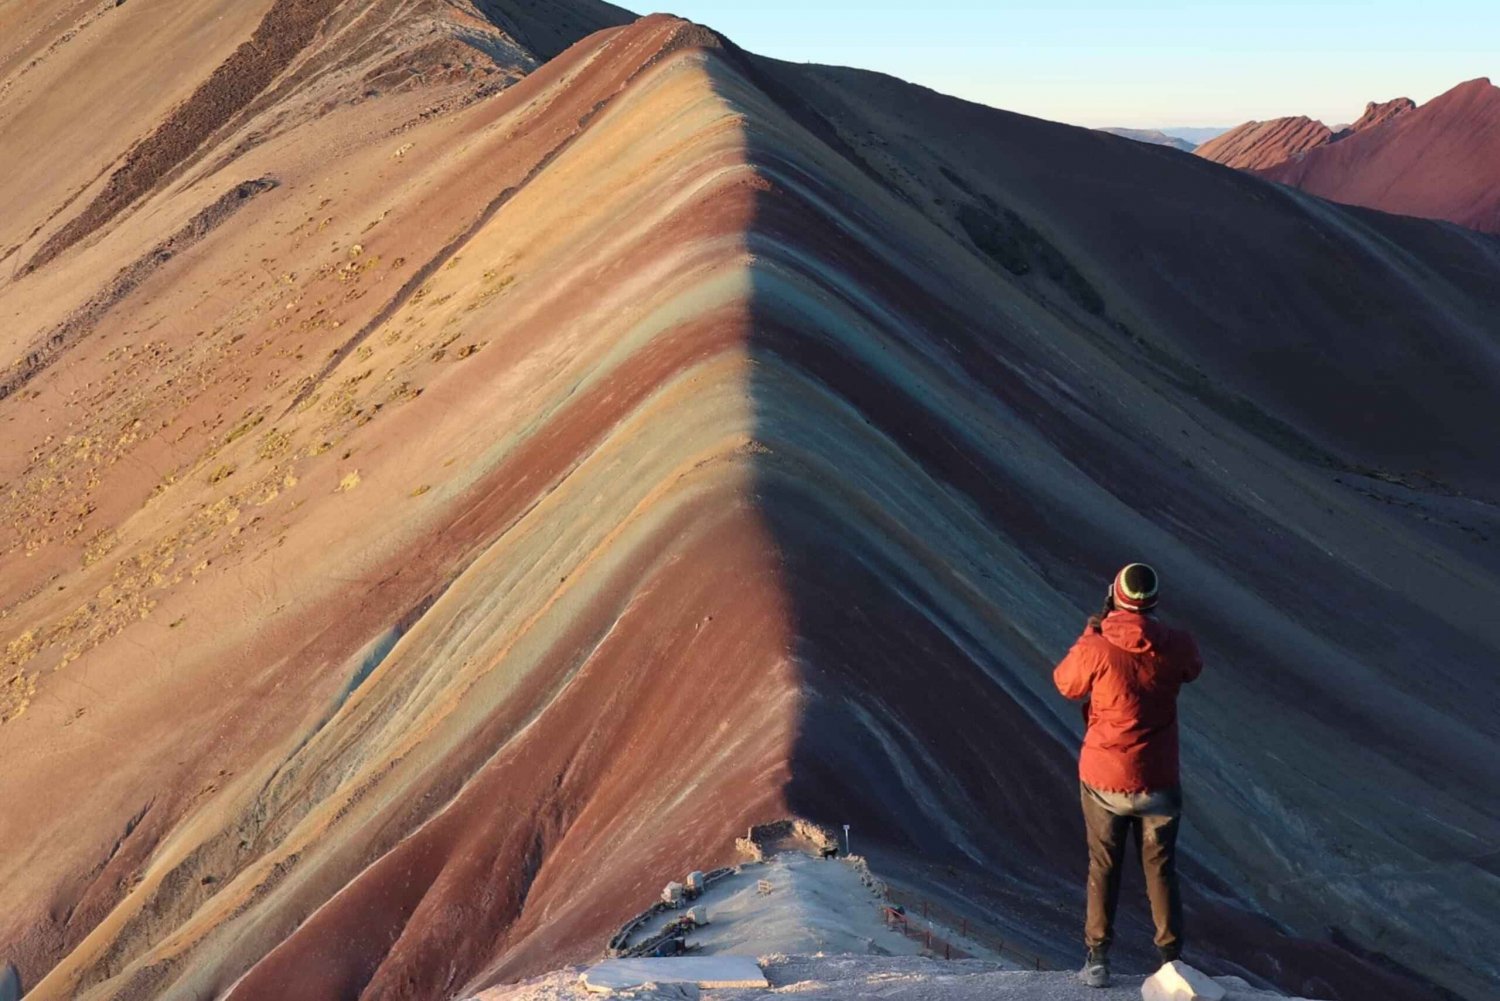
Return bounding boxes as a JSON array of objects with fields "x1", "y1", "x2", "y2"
[{"x1": 1100, "y1": 610, "x2": 1161, "y2": 653}]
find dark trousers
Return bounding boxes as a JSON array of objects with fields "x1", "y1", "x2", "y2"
[{"x1": 1080, "y1": 781, "x2": 1183, "y2": 958}]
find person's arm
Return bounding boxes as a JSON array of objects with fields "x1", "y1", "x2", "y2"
[{"x1": 1053, "y1": 631, "x2": 1099, "y2": 701}]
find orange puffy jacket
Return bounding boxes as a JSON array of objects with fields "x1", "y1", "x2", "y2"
[{"x1": 1052, "y1": 609, "x2": 1202, "y2": 793}]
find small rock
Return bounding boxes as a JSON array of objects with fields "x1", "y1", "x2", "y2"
[{"x1": 1142, "y1": 960, "x2": 1227, "y2": 1001}]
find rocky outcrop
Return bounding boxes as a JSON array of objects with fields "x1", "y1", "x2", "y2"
[
  {"x1": 1192, "y1": 116, "x2": 1334, "y2": 169},
  {"x1": 1343, "y1": 95, "x2": 1417, "y2": 134}
]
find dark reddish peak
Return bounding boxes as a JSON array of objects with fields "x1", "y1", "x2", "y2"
[{"x1": 1427, "y1": 75, "x2": 1500, "y2": 107}]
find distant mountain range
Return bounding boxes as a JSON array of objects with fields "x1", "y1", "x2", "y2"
[
  {"x1": 1095, "y1": 127, "x2": 1197, "y2": 152},
  {"x1": 1161, "y1": 125, "x2": 1235, "y2": 145},
  {"x1": 1196, "y1": 79, "x2": 1500, "y2": 233},
  {"x1": 1095, "y1": 125, "x2": 1231, "y2": 152}
]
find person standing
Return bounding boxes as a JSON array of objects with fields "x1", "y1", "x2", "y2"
[{"x1": 1053, "y1": 563, "x2": 1203, "y2": 988}]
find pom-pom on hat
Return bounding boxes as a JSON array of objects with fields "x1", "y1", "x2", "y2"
[{"x1": 1112, "y1": 563, "x2": 1159, "y2": 612}]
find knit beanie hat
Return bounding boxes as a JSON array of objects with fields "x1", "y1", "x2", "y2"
[{"x1": 1112, "y1": 563, "x2": 1159, "y2": 612}]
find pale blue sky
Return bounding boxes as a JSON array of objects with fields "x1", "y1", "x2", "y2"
[{"x1": 652, "y1": 1, "x2": 1496, "y2": 128}]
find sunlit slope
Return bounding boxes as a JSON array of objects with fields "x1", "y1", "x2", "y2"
[{"x1": 2, "y1": 14, "x2": 811, "y2": 1001}]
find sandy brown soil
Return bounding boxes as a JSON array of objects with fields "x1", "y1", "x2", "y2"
[{"x1": 0, "y1": 5, "x2": 1496, "y2": 1001}]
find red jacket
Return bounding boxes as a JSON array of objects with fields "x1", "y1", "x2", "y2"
[{"x1": 1052, "y1": 610, "x2": 1202, "y2": 793}]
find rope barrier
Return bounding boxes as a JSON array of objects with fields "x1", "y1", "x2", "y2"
[{"x1": 884, "y1": 887, "x2": 1049, "y2": 971}]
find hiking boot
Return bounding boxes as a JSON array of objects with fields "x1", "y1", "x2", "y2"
[
  {"x1": 1158, "y1": 945, "x2": 1182, "y2": 966},
  {"x1": 1079, "y1": 949, "x2": 1110, "y2": 988}
]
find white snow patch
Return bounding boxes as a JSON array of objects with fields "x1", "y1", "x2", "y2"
[
  {"x1": 470, "y1": 954, "x2": 1313, "y2": 1000},
  {"x1": 581, "y1": 956, "x2": 767, "y2": 992},
  {"x1": 1143, "y1": 961, "x2": 1226, "y2": 1001},
  {"x1": 628, "y1": 853, "x2": 926, "y2": 959}
]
